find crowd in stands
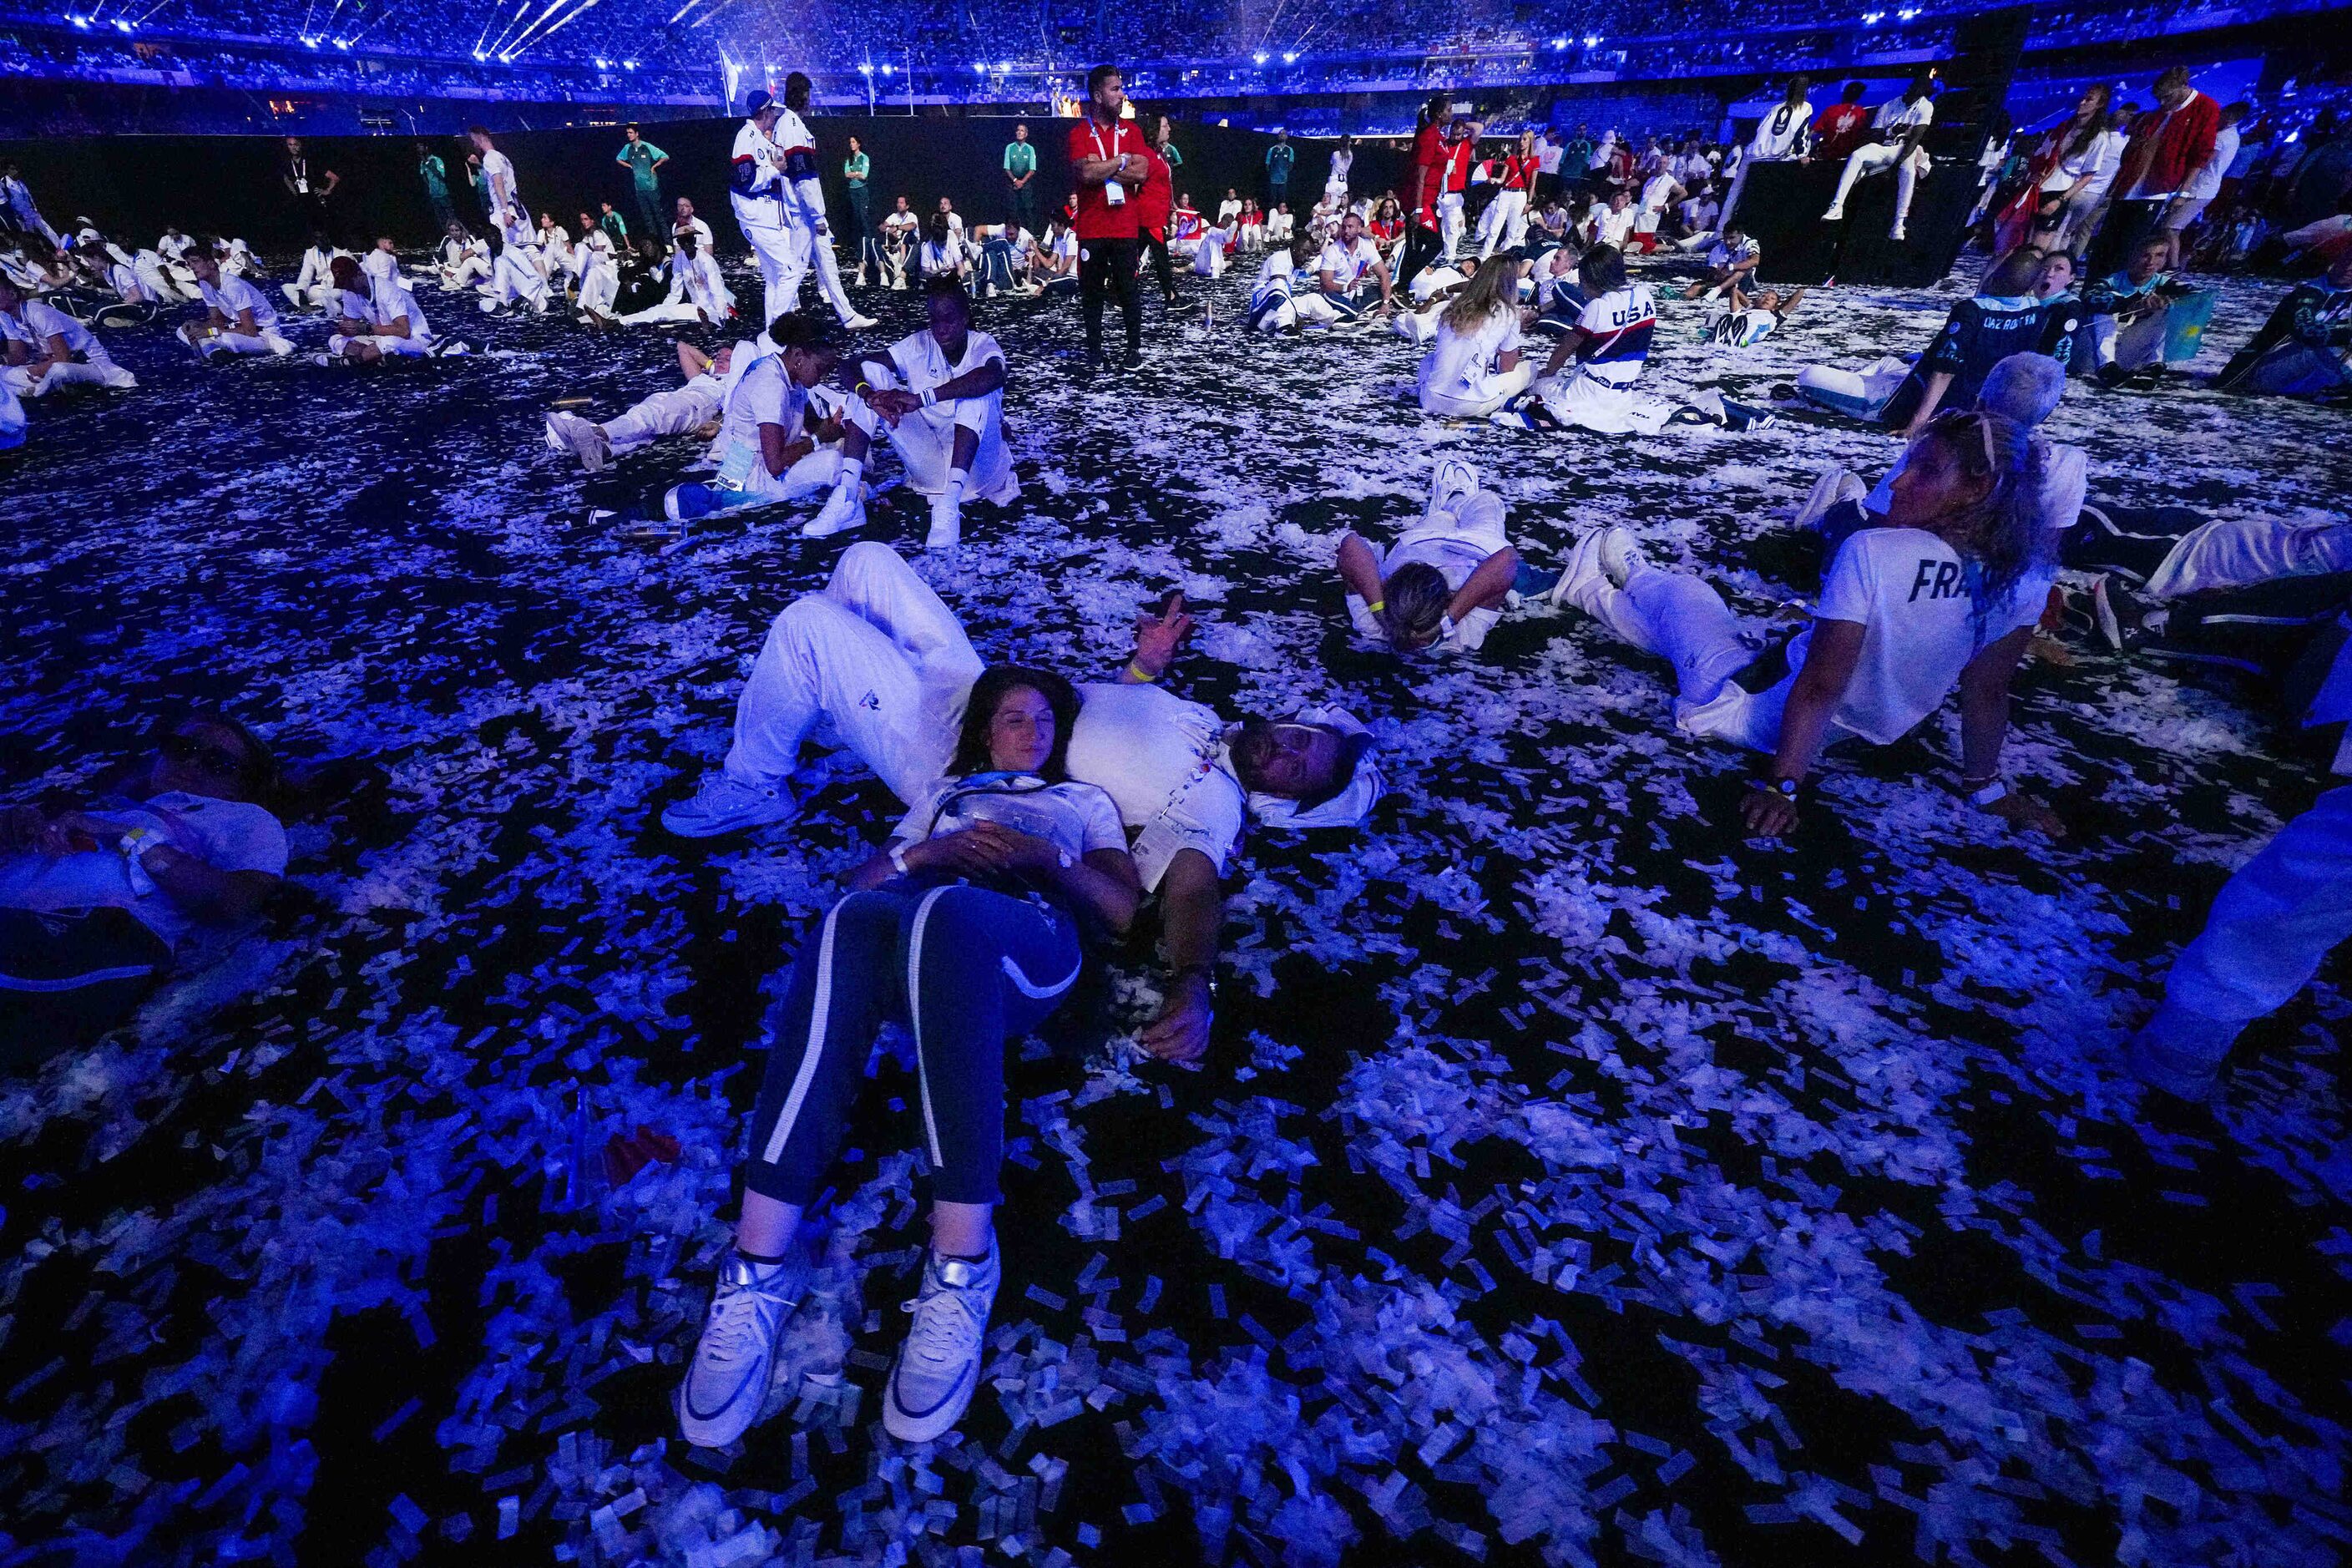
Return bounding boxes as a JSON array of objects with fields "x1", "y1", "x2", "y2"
[{"x1": 2, "y1": 0, "x2": 2339, "y2": 130}]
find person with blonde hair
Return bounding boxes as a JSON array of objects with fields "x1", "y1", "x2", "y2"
[{"x1": 1415, "y1": 257, "x2": 1531, "y2": 417}]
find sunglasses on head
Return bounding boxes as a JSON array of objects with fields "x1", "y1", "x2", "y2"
[{"x1": 160, "y1": 732, "x2": 246, "y2": 776}]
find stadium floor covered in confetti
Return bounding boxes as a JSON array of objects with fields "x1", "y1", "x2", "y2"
[{"x1": 3, "y1": 250, "x2": 2350, "y2": 1568}]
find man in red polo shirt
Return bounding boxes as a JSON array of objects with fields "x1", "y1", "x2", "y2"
[{"x1": 1067, "y1": 63, "x2": 1150, "y2": 369}]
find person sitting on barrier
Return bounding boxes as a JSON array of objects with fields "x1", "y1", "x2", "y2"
[
  {"x1": 1548, "y1": 409, "x2": 2065, "y2": 839},
  {"x1": 802, "y1": 276, "x2": 1019, "y2": 549},
  {"x1": 178, "y1": 246, "x2": 294, "y2": 360},
  {"x1": 1820, "y1": 73, "x2": 1938, "y2": 241},
  {"x1": 1338, "y1": 458, "x2": 1524, "y2": 652}
]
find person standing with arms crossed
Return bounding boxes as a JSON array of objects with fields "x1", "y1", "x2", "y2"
[
  {"x1": 843, "y1": 135, "x2": 881, "y2": 285},
  {"x1": 616, "y1": 124, "x2": 670, "y2": 244},
  {"x1": 1004, "y1": 123, "x2": 1039, "y2": 235},
  {"x1": 1068, "y1": 63, "x2": 1149, "y2": 370}
]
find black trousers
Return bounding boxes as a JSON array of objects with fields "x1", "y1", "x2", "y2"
[
  {"x1": 1141, "y1": 228, "x2": 1176, "y2": 300},
  {"x1": 1398, "y1": 223, "x2": 1444, "y2": 292},
  {"x1": 2086, "y1": 197, "x2": 2164, "y2": 279},
  {"x1": 0, "y1": 906, "x2": 170, "y2": 1071},
  {"x1": 1079, "y1": 235, "x2": 1142, "y2": 358}
]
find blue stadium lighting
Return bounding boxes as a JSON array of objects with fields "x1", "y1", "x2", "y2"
[
  {"x1": 595, "y1": 57, "x2": 608, "y2": 67},
  {"x1": 624, "y1": 58, "x2": 636, "y2": 68},
  {"x1": 473, "y1": 49, "x2": 486, "y2": 59},
  {"x1": 333, "y1": 37, "x2": 347, "y2": 48},
  {"x1": 302, "y1": 34, "x2": 317, "y2": 46},
  {"x1": 1863, "y1": 11, "x2": 1883, "y2": 21},
  {"x1": 998, "y1": 61, "x2": 1012, "y2": 72},
  {"x1": 857, "y1": 63, "x2": 872, "y2": 74},
  {"x1": 1282, "y1": 50, "x2": 1297, "y2": 62},
  {"x1": 974, "y1": 61, "x2": 986, "y2": 72},
  {"x1": 69, "y1": 13, "x2": 89, "y2": 26},
  {"x1": 1550, "y1": 37, "x2": 1566, "y2": 48},
  {"x1": 879, "y1": 63, "x2": 893, "y2": 75},
  {"x1": 1898, "y1": 6, "x2": 1919, "y2": 15},
  {"x1": 1251, "y1": 51, "x2": 1267, "y2": 64},
  {"x1": 1585, "y1": 33, "x2": 1602, "y2": 45},
  {"x1": 113, "y1": 17, "x2": 130, "y2": 28}
]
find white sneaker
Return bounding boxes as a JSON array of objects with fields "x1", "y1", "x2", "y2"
[
  {"x1": 1793, "y1": 465, "x2": 1867, "y2": 533},
  {"x1": 1820, "y1": 205, "x2": 1845, "y2": 222},
  {"x1": 1596, "y1": 525, "x2": 1641, "y2": 589},
  {"x1": 541, "y1": 411, "x2": 569, "y2": 452},
  {"x1": 1889, "y1": 225, "x2": 1908, "y2": 242},
  {"x1": 926, "y1": 490, "x2": 962, "y2": 549},
  {"x1": 802, "y1": 484, "x2": 867, "y2": 539},
  {"x1": 660, "y1": 772, "x2": 797, "y2": 838},
  {"x1": 842, "y1": 311, "x2": 879, "y2": 331},
  {"x1": 1545, "y1": 527, "x2": 1615, "y2": 609},
  {"x1": 882, "y1": 1245, "x2": 999, "y2": 1443},
  {"x1": 678, "y1": 1251, "x2": 802, "y2": 1448},
  {"x1": 560, "y1": 414, "x2": 611, "y2": 473}
]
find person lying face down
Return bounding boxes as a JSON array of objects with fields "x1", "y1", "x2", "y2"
[
  {"x1": 1338, "y1": 458, "x2": 1524, "y2": 653},
  {"x1": 658, "y1": 544, "x2": 1379, "y2": 1067}
]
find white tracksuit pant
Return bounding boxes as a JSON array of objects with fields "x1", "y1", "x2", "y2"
[
  {"x1": 488, "y1": 248, "x2": 548, "y2": 310},
  {"x1": 1476, "y1": 190, "x2": 1529, "y2": 258},
  {"x1": 1533, "y1": 369, "x2": 1677, "y2": 436},
  {"x1": 1439, "y1": 191, "x2": 1466, "y2": 260},
  {"x1": 846, "y1": 365, "x2": 1018, "y2": 502},
  {"x1": 578, "y1": 260, "x2": 619, "y2": 318},
  {"x1": 722, "y1": 540, "x2": 986, "y2": 803},
  {"x1": 1830, "y1": 141, "x2": 1931, "y2": 235},
  {"x1": 443, "y1": 255, "x2": 490, "y2": 290},
  {"x1": 135, "y1": 257, "x2": 185, "y2": 302},
  {"x1": 1795, "y1": 357, "x2": 1913, "y2": 422},
  {"x1": 2141, "y1": 784, "x2": 2352, "y2": 1066},
  {"x1": 1561, "y1": 555, "x2": 1854, "y2": 753},
  {"x1": 2142, "y1": 519, "x2": 2352, "y2": 601},
  {"x1": 177, "y1": 323, "x2": 291, "y2": 358},
  {"x1": 604, "y1": 384, "x2": 723, "y2": 453},
  {"x1": 737, "y1": 185, "x2": 858, "y2": 326},
  {"x1": 327, "y1": 330, "x2": 433, "y2": 358},
  {"x1": 284, "y1": 281, "x2": 334, "y2": 311},
  {"x1": 3, "y1": 343, "x2": 137, "y2": 394},
  {"x1": 1420, "y1": 360, "x2": 1533, "y2": 418}
]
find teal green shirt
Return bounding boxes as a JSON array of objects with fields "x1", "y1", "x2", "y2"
[
  {"x1": 1003, "y1": 140, "x2": 1036, "y2": 180},
  {"x1": 616, "y1": 139, "x2": 667, "y2": 188},
  {"x1": 844, "y1": 151, "x2": 869, "y2": 186},
  {"x1": 418, "y1": 154, "x2": 447, "y2": 200},
  {"x1": 1160, "y1": 141, "x2": 1181, "y2": 169}
]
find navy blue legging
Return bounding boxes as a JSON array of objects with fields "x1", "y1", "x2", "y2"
[{"x1": 745, "y1": 883, "x2": 1081, "y2": 1208}]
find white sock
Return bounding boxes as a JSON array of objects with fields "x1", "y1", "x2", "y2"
[
  {"x1": 839, "y1": 458, "x2": 864, "y2": 497},
  {"x1": 945, "y1": 468, "x2": 968, "y2": 505}
]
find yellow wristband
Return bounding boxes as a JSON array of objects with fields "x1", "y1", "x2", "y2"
[
  {"x1": 1364, "y1": 599, "x2": 1384, "y2": 615},
  {"x1": 1125, "y1": 660, "x2": 1157, "y2": 683}
]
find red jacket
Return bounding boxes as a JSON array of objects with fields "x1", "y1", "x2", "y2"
[
  {"x1": 1812, "y1": 103, "x2": 1870, "y2": 163},
  {"x1": 2118, "y1": 90, "x2": 2222, "y2": 201}
]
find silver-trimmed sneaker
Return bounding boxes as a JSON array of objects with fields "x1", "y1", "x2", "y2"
[
  {"x1": 660, "y1": 772, "x2": 797, "y2": 838},
  {"x1": 678, "y1": 1250, "x2": 805, "y2": 1448},
  {"x1": 882, "y1": 1245, "x2": 999, "y2": 1443}
]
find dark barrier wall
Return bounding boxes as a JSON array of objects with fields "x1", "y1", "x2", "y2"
[
  {"x1": 1718, "y1": 130, "x2": 1983, "y2": 287},
  {"x1": 0, "y1": 115, "x2": 1297, "y2": 255}
]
